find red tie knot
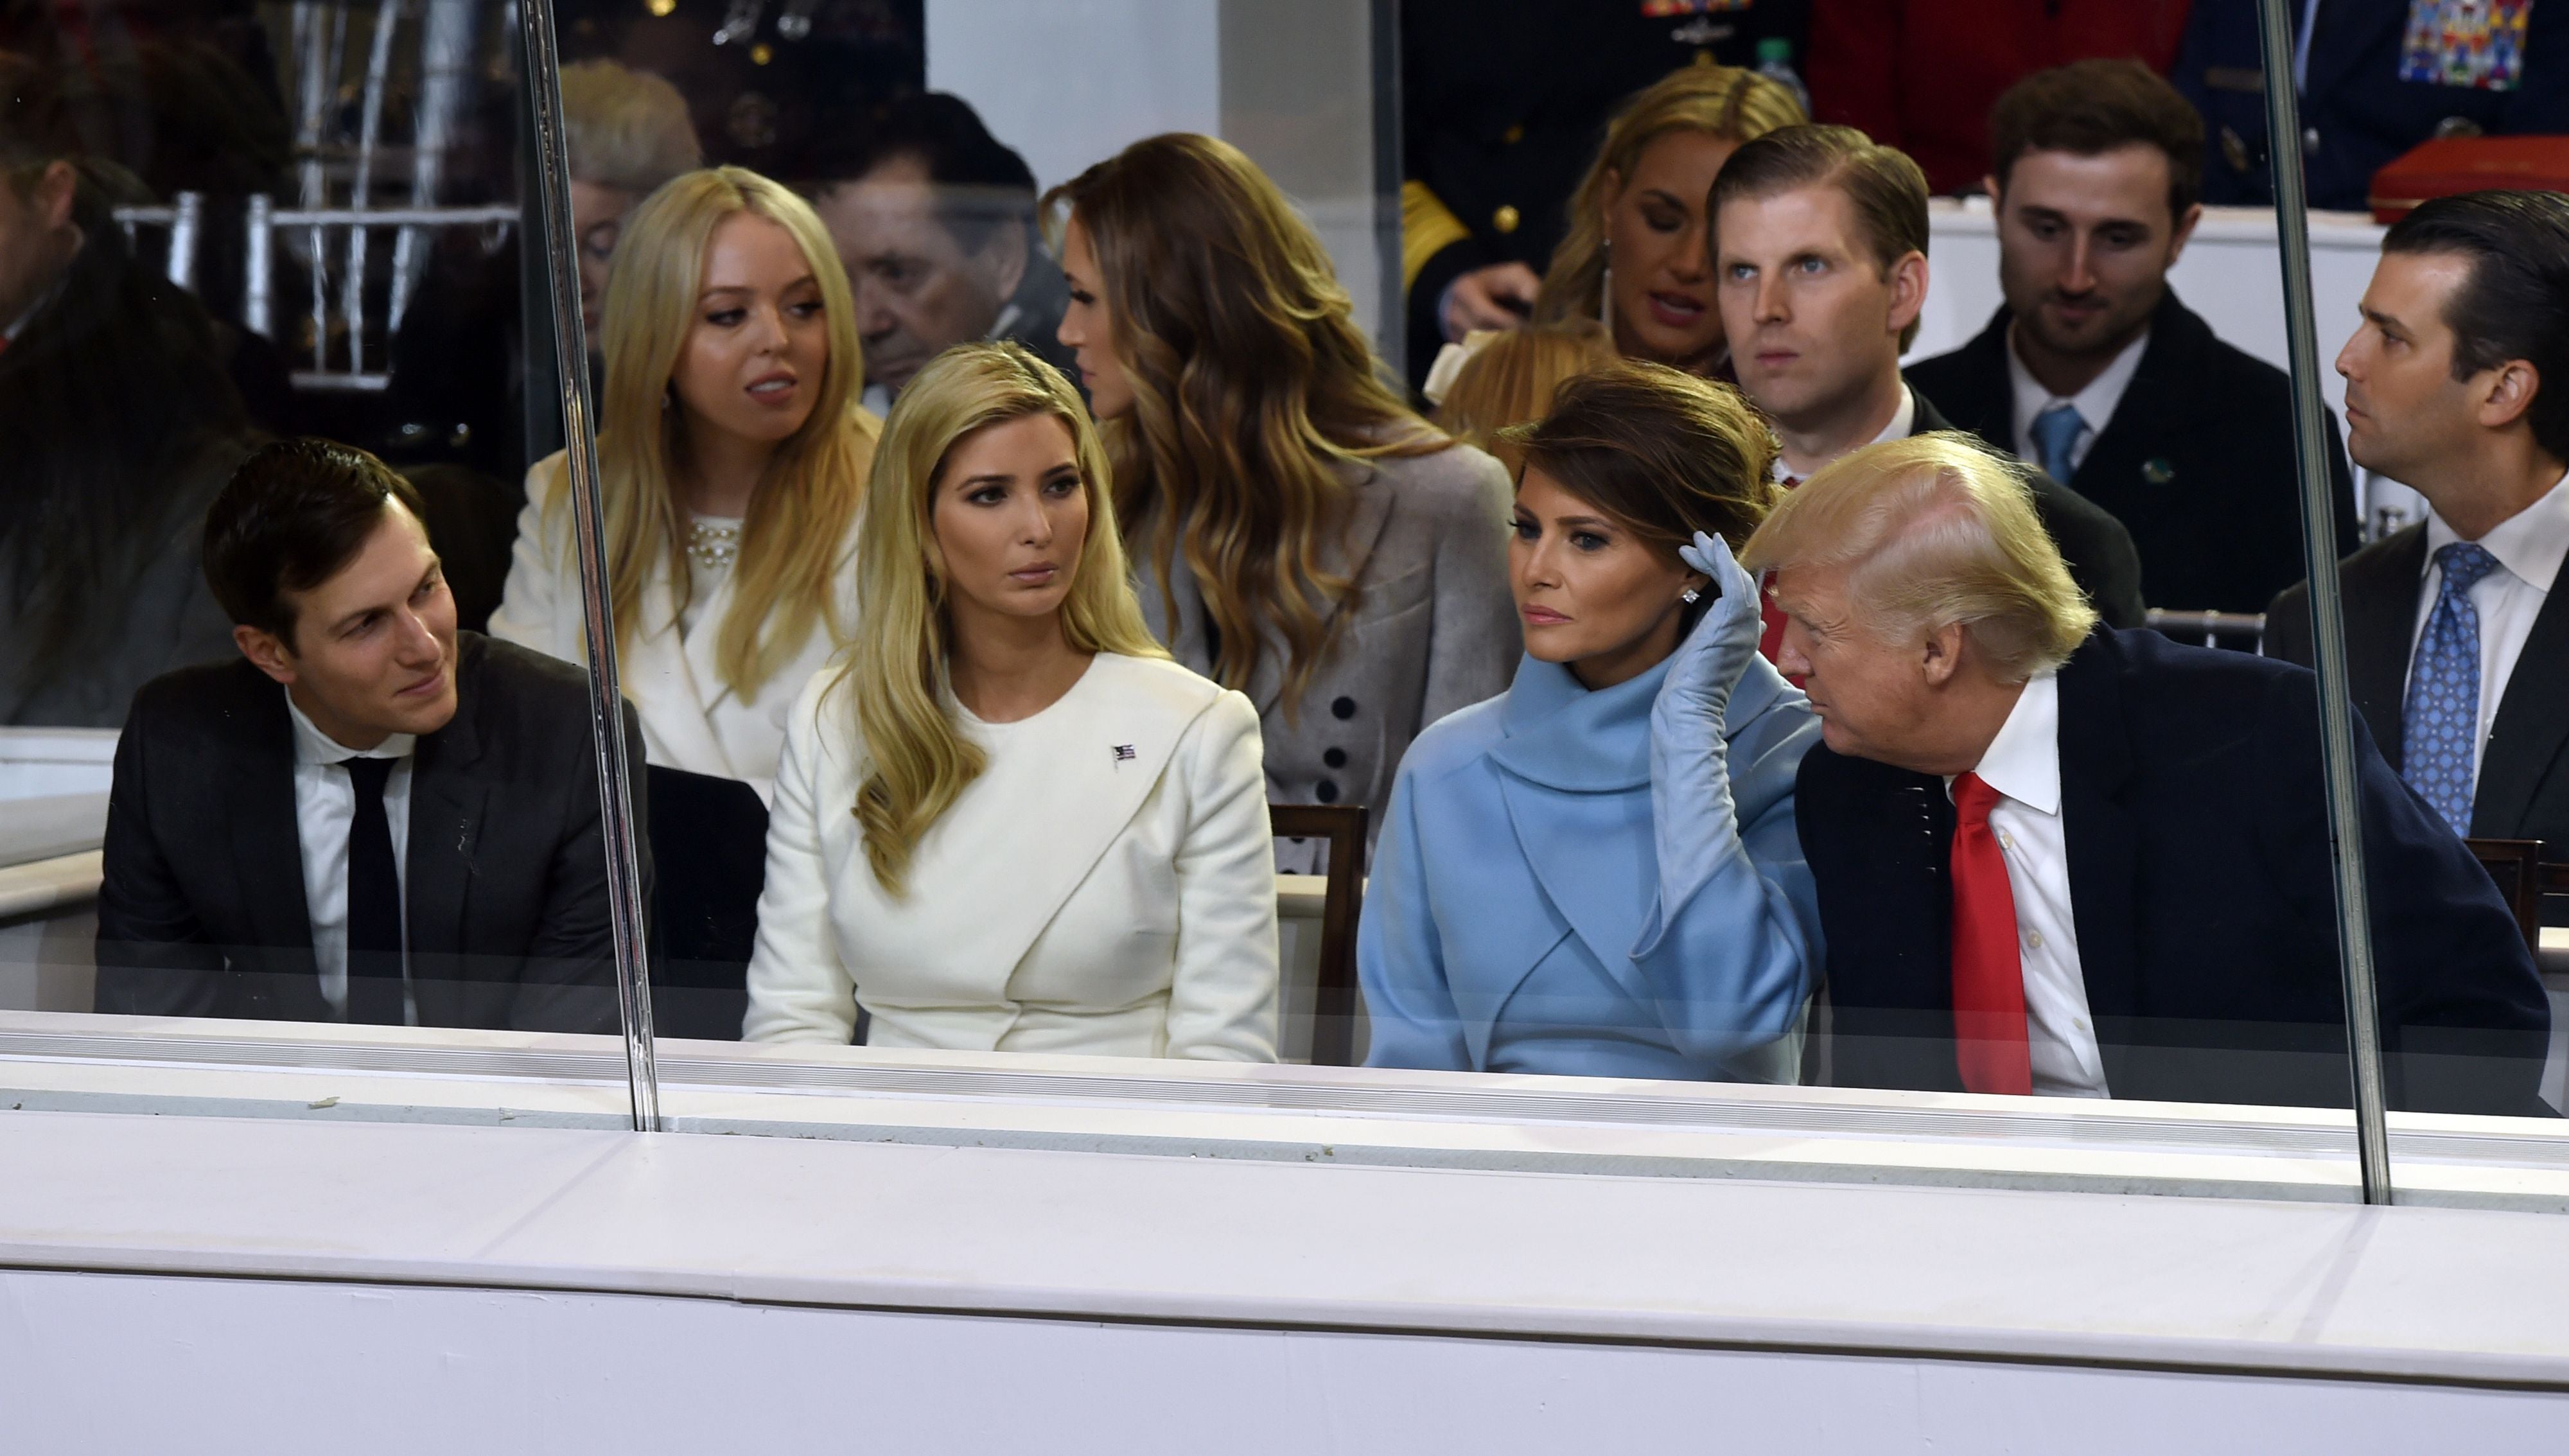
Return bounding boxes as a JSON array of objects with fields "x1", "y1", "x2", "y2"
[{"x1": 1953, "y1": 771, "x2": 2003, "y2": 826}]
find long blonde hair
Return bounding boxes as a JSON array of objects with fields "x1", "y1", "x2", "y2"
[
  {"x1": 843, "y1": 341, "x2": 1164, "y2": 895},
  {"x1": 556, "y1": 165, "x2": 879, "y2": 697},
  {"x1": 1043, "y1": 132, "x2": 1444, "y2": 706},
  {"x1": 1530, "y1": 65, "x2": 1805, "y2": 328}
]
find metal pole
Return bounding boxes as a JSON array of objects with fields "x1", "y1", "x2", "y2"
[
  {"x1": 518, "y1": 0, "x2": 663, "y2": 1132},
  {"x1": 2255, "y1": 0, "x2": 2391, "y2": 1204}
]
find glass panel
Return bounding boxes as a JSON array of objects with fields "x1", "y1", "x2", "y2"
[{"x1": 1, "y1": 1, "x2": 634, "y2": 1118}]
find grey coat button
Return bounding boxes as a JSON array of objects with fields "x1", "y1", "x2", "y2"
[
  {"x1": 1315, "y1": 780, "x2": 1340, "y2": 803},
  {"x1": 1323, "y1": 747, "x2": 1347, "y2": 768},
  {"x1": 1331, "y1": 696, "x2": 1357, "y2": 720}
]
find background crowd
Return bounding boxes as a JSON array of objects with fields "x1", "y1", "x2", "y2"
[{"x1": 4, "y1": 0, "x2": 2565, "y2": 1114}]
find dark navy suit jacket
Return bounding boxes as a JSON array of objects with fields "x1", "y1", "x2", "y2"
[{"x1": 1797, "y1": 628, "x2": 2548, "y2": 1115}]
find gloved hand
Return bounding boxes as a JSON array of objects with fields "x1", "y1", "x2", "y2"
[
  {"x1": 1640, "y1": 531, "x2": 1759, "y2": 951},
  {"x1": 1660, "y1": 531, "x2": 1763, "y2": 730}
]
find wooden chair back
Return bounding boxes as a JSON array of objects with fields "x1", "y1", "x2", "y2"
[
  {"x1": 1271, "y1": 803, "x2": 1370, "y2": 1066},
  {"x1": 2465, "y1": 838, "x2": 2547, "y2": 952}
]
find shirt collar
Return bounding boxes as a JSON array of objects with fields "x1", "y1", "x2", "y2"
[
  {"x1": 2005, "y1": 324, "x2": 2150, "y2": 459},
  {"x1": 285, "y1": 687, "x2": 416, "y2": 767},
  {"x1": 1772, "y1": 385, "x2": 1916, "y2": 483},
  {"x1": 2421, "y1": 468, "x2": 2569, "y2": 595},
  {"x1": 1951, "y1": 671, "x2": 2061, "y2": 815}
]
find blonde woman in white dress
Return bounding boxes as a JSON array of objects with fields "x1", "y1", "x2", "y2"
[
  {"x1": 743, "y1": 342, "x2": 1279, "y2": 1060},
  {"x1": 491, "y1": 166, "x2": 879, "y2": 798}
]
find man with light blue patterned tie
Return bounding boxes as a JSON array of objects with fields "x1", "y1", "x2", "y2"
[
  {"x1": 2402, "y1": 543, "x2": 2503, "y2": 835},
  {"x1": 2266, "y1": 193, "x2": 2569, "y2": 886}
]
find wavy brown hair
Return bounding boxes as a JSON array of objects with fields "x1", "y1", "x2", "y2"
[
  {"x1": 1530, "y1": 65, "x2": 1805, "y2": 329},
  {"x1": 1043, "y1": 132, "x2": 1444, "y2": 705}
]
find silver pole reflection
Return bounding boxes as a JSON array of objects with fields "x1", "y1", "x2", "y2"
[
  {"x1": 2255, "y1": 0, "x2": 2390, "y2": 1203},
  {"x1": 518, "y1": 0, "x2": 663, "y2": 1131}
]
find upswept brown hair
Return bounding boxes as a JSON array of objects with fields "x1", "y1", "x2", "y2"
[
  {"x1": 1710, "y1": 124, "x2": 1933, "y2": 349},
  {"x1": 1042, "y1": 132, "x2": 1445, "y2": 705},
  {"x1": 1988, "y1": 59, "x2": 2205, "y2": 224},
  {"x1": 1739, "y1": 432, "x2": 2097, "y2": 681},
  {"x1": 1500, "y1": 360, "x2": 1780, "y2": 556},
  {"x1": 552, "y1": 166, "x2": 879, "y2": 697},
  {"x1": 1532, "y1": 64, "x2": 1805, "y2": 328},
  {"x1": 1432, "y1": 320, "x2": 1620, "y2": 475},
  {"x1": 841, "y1": 342, "x2": 1164, "y2": 896}
]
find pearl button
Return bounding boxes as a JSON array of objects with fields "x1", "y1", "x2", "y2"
[
  {"x1": 1999, "y1": 831, "x2": 2016, "y2": 852},
  {"x1": 2024, "y1": 928, "x2": 2045, "y2": 951}
]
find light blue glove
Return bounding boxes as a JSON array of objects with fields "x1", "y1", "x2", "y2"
[
  {"x1": 1665, "y1": 530, "x2": 1764, "y2": 728},
  {"x1": 1638, "y1": 531, "x2": 1763, "y2": 952}
]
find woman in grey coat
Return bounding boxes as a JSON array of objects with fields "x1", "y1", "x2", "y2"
[{"x1": 1046, "y1": 134, "x2": 1518, "y2": 868}]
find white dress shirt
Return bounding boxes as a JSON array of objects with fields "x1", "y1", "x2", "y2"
[
  {"x1": 1774, "y1": 384, "x2": 1917, "y2": 483},
  {"x1": 1947, "y1": 673, "x2": 2110, "y2": 1098},
  {"x1": 285, "y1": 690, "x2": 418, "y2": 1024},
  {"x1": 2007, "y1": 325, "x2": 2150, "y2": 480},
  {"x1": 2408, "y1": 469, "x2": 2569, "y2": 786}
]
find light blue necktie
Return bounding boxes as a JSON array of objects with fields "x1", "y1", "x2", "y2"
[
  {"x1": 2401, "y1": 541, "x2": 2503, "y2": 835},
  {"x1": 2030, "y1": 403, "x2": 2085, "y2": 484}
]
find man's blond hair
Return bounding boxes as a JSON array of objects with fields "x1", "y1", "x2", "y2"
[{"x1": 1740, "y1": 432, "x2": 2097, "y2": 680}]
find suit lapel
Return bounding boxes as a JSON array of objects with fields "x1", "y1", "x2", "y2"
[
  {"x1": 1493, "y1": 774, "x2": 1655, "y2": 1005},
  {"x1": 224, "y1": 680, "x2": 315, "y2": 958},
  {"x1": 2342, "y1": 527, "x2": 2426, "y2": 769},
  {"x1": 403, "y1": 640, "x2": 492, "y2": 1017},
  {"x1": 2071, "y1": 292, "x2": 2203, "y2": 501},
  {"x1": 2474, "y1": 554, "x2": 2569, "y2": 838},
  {"x1": 2053, "y1": 639, "x2": 2144, "y2": 1048}
]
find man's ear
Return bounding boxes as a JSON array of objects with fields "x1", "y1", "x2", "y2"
[
  {"x1": 2166, "y1": 200, "x2": 2204, "y2": 266},
  {"x1": 1887, "y1": 249, "x2": 1930, "y2": 339},
  {"x1": 2478, "y1": 358, "x2": 2542, "y2": 434},
  {"x1": 233, "y1": 624, "x2": 297, "y2": 686},
  {"x1": 1981, "y1": 172, "x2": 2003, "y2": 209},
  {"x1": 1918, "y1": 619, "x2": 1967, "y2": 688},
  {"x1": 34, "y1": 159, "x2": 77, "y2": 232},
  {"x1": 982, "y1": 218, "x2": 1030, "y2": 303}
]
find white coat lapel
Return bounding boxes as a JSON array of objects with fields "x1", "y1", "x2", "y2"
[
  {"x1": 622, "y1": 558, "x2": 741, "y2": 781},
  {"x1": 949, "y1": 658, "x2": 1212, "y2": 990}
]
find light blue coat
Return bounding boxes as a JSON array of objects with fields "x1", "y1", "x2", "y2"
[{"x1": 1358, "y1": 650, "x2": 1824, "y2": 1080}]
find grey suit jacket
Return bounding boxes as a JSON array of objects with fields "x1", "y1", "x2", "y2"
[{"x1": 1132, "y1": 443, "x2": 1518, "y2": 871}]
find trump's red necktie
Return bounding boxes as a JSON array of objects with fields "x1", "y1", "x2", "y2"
[{"x1": 1949, "y1": 772, "x2": 2031, "y2": 1095}]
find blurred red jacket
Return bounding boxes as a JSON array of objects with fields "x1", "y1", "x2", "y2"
[{"x1": 1807, "y1": 0, "x2": 2196, "y2": 194}]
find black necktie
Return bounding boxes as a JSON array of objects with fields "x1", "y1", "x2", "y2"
[{"x1": 343, "y1": 756, "x2": 405, "y2": 1025}]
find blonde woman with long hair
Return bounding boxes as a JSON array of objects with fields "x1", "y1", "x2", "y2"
[
  {"x1": 742, "y1": 342, "x2": 1279, "y2": 1060},
  {"x1": 491, "y1": 166, "x2": 878, "y2": 796},
  {"x1": 1048, "y1": 133, "x2": 1516, "y2": 870},
  {"x1": 1528, "y1": 65, "x2": 1803, "y2": 378}
]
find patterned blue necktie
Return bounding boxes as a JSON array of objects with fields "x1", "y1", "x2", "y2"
[
  {"x1": 2030, "y1": 403, "x2": 2085, "y2": 483},
  {"x1": 2401, "y1": 541, "x2": 2503, "y2": 835}
]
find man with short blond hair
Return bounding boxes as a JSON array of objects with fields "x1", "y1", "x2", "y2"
[{"x1": 1753, "y1": 433, "x2": 2547, "y2": 1114}]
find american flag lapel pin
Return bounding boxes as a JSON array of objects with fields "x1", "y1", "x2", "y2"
[{"x1": 1112, "y1": 743, "x2": 1136, "y2": 764}]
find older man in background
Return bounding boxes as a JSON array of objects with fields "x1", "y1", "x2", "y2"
[
  {"x1": 807, "y1": 92, "x2": 1076, "y2": 414},
  {"x1": 1754, "y1": 432, "x2": 2546, "y2": 1114}
]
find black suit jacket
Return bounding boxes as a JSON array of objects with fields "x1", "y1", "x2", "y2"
[
  {"x1": 1906, "y1": 291, "x2": 2359, "y2": 615},
  {"x1": 2268, "y1": 526, "x2": 2569, "y2": 856},
  {"x1": 1798, "y1": 628, "x2": 2548, "y2": 1114},
  {"x1": 1909, "y1": 389, "x2": 2149, "y2": 629},
  {"x1": 95, "y1": 633, "x2": 644, "y2": 1033}
]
